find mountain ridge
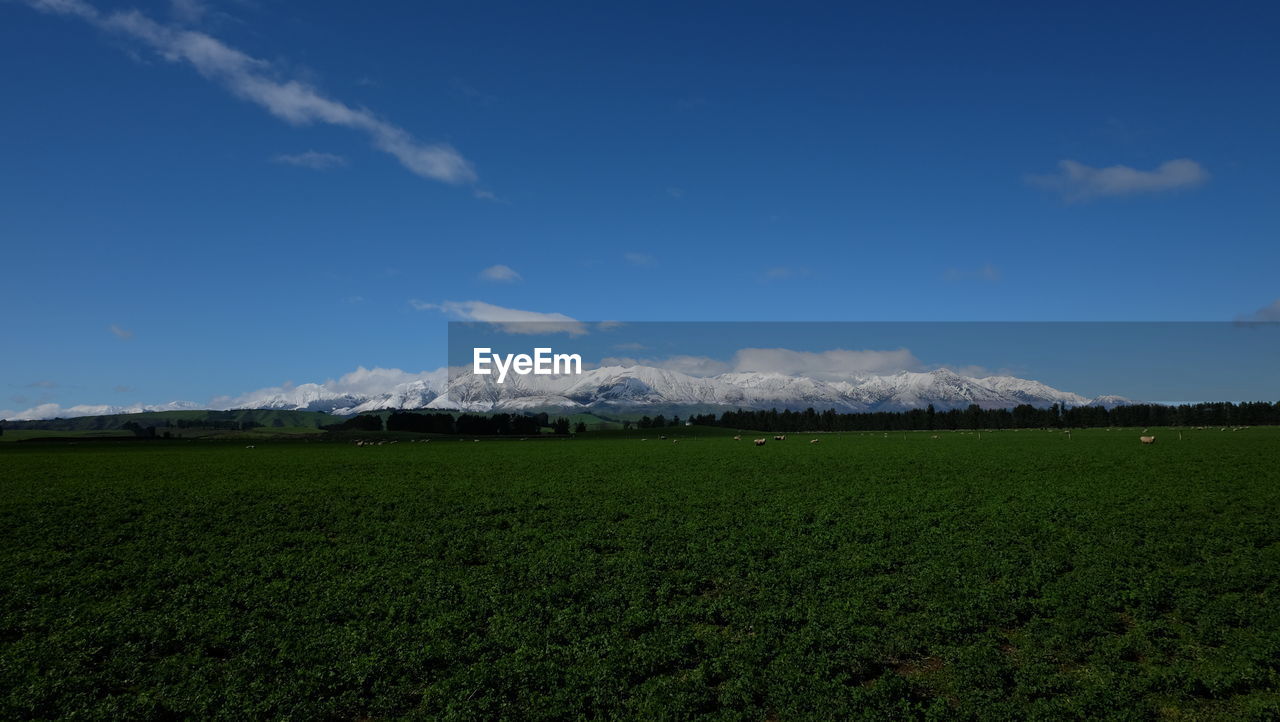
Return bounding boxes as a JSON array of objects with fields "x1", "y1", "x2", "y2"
[{"x1": 250, "y1": 366, "x2": 1135, "y2": 416}]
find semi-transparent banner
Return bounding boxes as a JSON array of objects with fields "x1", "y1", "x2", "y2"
[{"x1": 445, "y1": 322, "x2": 1279, "y2": 413}]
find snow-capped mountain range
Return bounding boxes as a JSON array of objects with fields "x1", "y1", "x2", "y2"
[
  {"x1": 1, "y1": 366, "x2": 1136, "y2": 420},
  {"x1": 234, "y1": 366, "x2": 1134, "y2": 416}
]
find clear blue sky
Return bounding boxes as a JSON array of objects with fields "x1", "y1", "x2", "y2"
[{"x1": 3, "y1": 0, "x2": 1278, "y2": 414}]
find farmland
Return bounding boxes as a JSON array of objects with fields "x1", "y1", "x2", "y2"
[{"x1": 2, "y1": 427, "x2": 1278, "y2": 719}]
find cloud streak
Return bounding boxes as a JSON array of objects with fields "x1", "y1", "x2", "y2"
[
  {"x1": 272, "y1": 150, "x2": 347, "y2": 170},
  {"x1": 1027, "y1": 158, "x2": 1208, "y2": 201},
  {"x1": 602, "y1": 347, "x2": 924, "y2": 380},
  {"x1": 212, "y1": 366, "x2": 447, "y2": 409},
  {"x1": 410, "y1": 300, "x2": 588, "y2": 336},
  {"x1": 23, "y1": 0, "x2": 477, "y2": 186},
  {"x1": 1236, "y1": 299, "x2": 1280, "y2": 323},
  {"x1": 478, "y1": 264, "x2": 521, "y2": 283},
  {"x1": 944, "y1": 263, "x2": 1001, "y2": 282},
  {"x1": 109, "y1": 323, "x2": 134, "y2": 340}
]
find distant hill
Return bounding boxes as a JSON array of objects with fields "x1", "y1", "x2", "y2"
[{"x1": 2, "y1": 409, "x2": 336, "y2": 433}]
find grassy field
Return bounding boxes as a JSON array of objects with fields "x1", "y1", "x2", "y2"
[{"x1": 2, "y1": 427, "x2": 1278, "y2": 719}]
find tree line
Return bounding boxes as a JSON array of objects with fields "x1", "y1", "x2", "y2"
[
  {"x1": 324, "y1": 411, "x2": 577, "y2": 436},
  {"x1": 694, "y1": 401, "x2": 1280, "y2": 433}
]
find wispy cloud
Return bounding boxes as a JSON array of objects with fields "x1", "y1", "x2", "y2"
[
  {"x1": 1027, "y1": 158, "x2": 1208, "y2": 201},
  {"x1": 109, "y1": 323, "x2": 134, "y2": 340},
  {"x1": 600, "y1": 354, "x2": 732, "y2": 376},
  {"x1": 212, "y1": 366, "x2": 447, "y2": 409},
  {"x1": 763, "y1": 266, "x2": 808, "y2": 281},
  {"x1": 168, "y1": 0, "x2": 206, "y2": 25},
  {"x1": 272, "y1": 150, "x2": 346, "y2": 170},
  {"x1": 624, "y1": 252, "x2": 656, "y2": 267},
  {"x1": 478, "y1": 264, "x2": 521, "y2": 283},
  {"x1": 410, "y1": 300, "x2": 587, "y2": 335},
  {"x1": 0, "y1": 400, "x2": 200, "y2": 421},
  {"x1": 23, "y1": 0, "x2": 477, "y2": 186},
  {"x1": 1236, "y1": 299, "x2": 1280, "y2": 323},
  {"x1": 451, "y1": 77, "x2": 497, "y2": 106},
  {"x1": 602, "y1": 347, "x2": 923, "y2": 380},
  {"x1": 944, "y1": 263, "x2": 1001, "y2": 282}
]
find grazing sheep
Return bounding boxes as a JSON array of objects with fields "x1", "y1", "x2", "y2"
[
  {"x1": 810, "y1": 439, "x2": 820, "y2": 444},
  {"x1": 1140, "y1": 436, "x2": 1156, "y2": 445},
  {"x1": 660, "y1": 435, "x2": 667, "y2": 440},
  {"x1": 773, "y1": 435, "x2": 786, "y2": 441},
  {"x1": 245, "y1": 445, "x2": 255, "y2": 449},
  {"x1": 672, "y1": 439, "x2": 679, "y2": 444},
  {"x1": 754, "y1": 438, "x2": 767, "y2": 446},
  {"x1": 931, "y1": 435, "x2": 939, "y2": 439},
  {"x1": 733, "y1": 435, "x2": 742, "y2": 441}
]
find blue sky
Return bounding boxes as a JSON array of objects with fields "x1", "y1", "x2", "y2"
[{"x1": 2, "y1": 0, "x2": 1278, "y2": 416}]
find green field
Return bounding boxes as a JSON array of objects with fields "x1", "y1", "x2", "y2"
[{"x1": 2, "y1": 428, "x2": 1278, "y2": 719}]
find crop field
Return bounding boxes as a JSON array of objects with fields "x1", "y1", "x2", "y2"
[{"x1": 2, "y1": 427, "x2": 1278, "y2": 719}]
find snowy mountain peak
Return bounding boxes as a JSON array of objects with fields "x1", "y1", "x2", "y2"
[{"x1": 222, "y1": 365, "x2": 1131, "y2": 416}]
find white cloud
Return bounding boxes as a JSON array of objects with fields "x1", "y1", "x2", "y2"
[
  {"x1": 213, "y1": 366, "x2": 447, "y2": 409},
  {"x1": 944, "y1": 263, "x2": 1001, "y2": 282},
  {"x1": 272, "y1": 150, "x2": 346, "y2": 170},
  {"x1": 0, "y1": 400, "x2": 200, "y2": 421},
  {"x1": 729, "y1": 347, "x2": 922, "y2": 379},
  {"x1": 410, "y1": 300, "x2": 588, "y2": 335},
  {"x1": 478, "y1": 264, "x2": 521, "y2": 282},
  {"x1": 600, "y1": 347, "x2": 922, "y2": 380},
  {"x1": 935, "y1": 364, "x2": 1004, "y2": 379},
  {"x1": 26, "y1": 0, "x2": 98, "y2": 21},
  {"x1": 1236, "y1": 299, "x2": 1280, "y2": 323},
  {"x1": 624, "y1": 252, "x2": 656, "y2": 267},
  {"x1": 109, "y1": 323, "x2": 134, "y2": 340},
  {"x1": 169, "y1": 0, "x2": 206, "y2": 25},
  {"x1": 23, "y1": 0, "x2": 477, "y2": 186},
  {"x1": 1028, "y1": 158, "x2": 1208, "y2": 201},
  {"x1": 600, "y1": 354, "x2": 733, "y2": 377}
]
